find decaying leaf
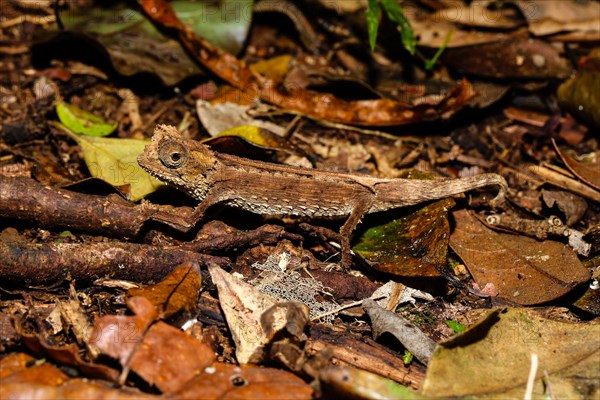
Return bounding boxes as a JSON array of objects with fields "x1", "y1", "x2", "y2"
[
  {"x1": 249, "y1": 252, "x2": 339, "y2": 324},
  {"x1": 353, "y1": 198, "x2": 454, "y2": 277},
  {"x1": 541, "y1": 189, "x2": 587, "y2": 226},
  {"x1": 441, "y1": 38, "x2": 572, "y2": 79},
  {"x1": 558, "y1": 49, "x2": 600, "y2": 129},
  {"x1": 450, "y1": 210, "x2": 590, "y2": 305},
  {"x1": 421, "y1": 308, "x2": 600, "y2": 398}
]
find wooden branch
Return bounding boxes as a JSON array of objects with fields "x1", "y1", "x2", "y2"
[{"x1": 0, "y1": 241, "x2": 228, "y2": 286}]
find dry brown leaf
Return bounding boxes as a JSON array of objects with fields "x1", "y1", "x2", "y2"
[
  {"x1": 174, "y1": 362, "x2": 313, "y2": 399},
  {"x1": 91, "y1": 296, "x2": 215, "y2": 393},
  {"x1": 442, "y1": 37, "x2": 572, "y2": 79},
  {"x1": 0, "y1": 352, "x2": 68, "y2": 386},
  {"x1": 208, "y1": 264, "x2": 280, "y2": 364},
  {"x1": 431, "y1": 2, "x2": 522, "y2": 29},
  {"x1": 129, "y1": 321, "x2": 216, "y2": 393},
  {"x1": 17, "y1": 323, "x2": 119, "y2": 381},
  {"x1": 515, "y1": 0, "x2": 600, "y2": 37},
  {"x1": 127, "y1": 261, "x2": 201, "y2": 318},
  {"x1": 450, "y1": 210, "x2": 590, "y2": 305},
  {"x1": 554, "y1": 140, "x2": 600, "y2": 191}
]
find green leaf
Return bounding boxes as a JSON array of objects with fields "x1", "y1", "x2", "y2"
[
  {"x1": 402, "y1": 350, "x2": 414, "y2": 365},
  {"x1": 56, "y1": 101, "x2": 118, "y2": 137},
  {"x1": 366, "y1": 0, "x2": 381, "y2": 51},
  {"x1": 425, "y1": 30, "x2": 452, "y2": 70},
  {"x1": 446, "y1": 319, "x2": 465, "y2": 334},
  {"x1": 380, "y1": 0, "x2": 416, "y2": 55},
  {"x1": 53, "y1": 122, "x2": 163, "y2": 201}
]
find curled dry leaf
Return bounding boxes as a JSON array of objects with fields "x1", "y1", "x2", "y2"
[
  {"x1": 16, "y1": 325, "x2": 119, "y2": 381},
  {"x1": 450, "y1": 210, "x2": 590, "y2": 305},
  {"x1": 553, "y1": 139, "x2": 600, "y2": 191},
  {"x1": 196, "y1": 100, "x2": 286, "y2": 136}
]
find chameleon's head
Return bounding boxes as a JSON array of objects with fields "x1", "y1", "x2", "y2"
[{"x1": 138, "y1": 124, "x2": 217, "y2": 199}]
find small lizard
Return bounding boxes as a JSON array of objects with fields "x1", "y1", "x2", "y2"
[{"x1": 138, "y1": 125, "x2": 507, "y2": 266}]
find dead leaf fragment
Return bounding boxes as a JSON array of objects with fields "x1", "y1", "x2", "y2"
[
  {"x1": 542, "y1": 189, "x2": 587, "y2": 226},
  {"x1": 442, "y1": 38, "x2": 572, "y2": 79},
  {"x1": 127, "y1": 261, "x2": 201, "y2": 318},
  {"x1": 130, "y1": 321, "x2": 216, "y2": 393},
  {"x1": 91, "y1": 296, "x2": 215, "y2": 393},
  {"x1": 450, "y1": 210, "x2": 589, "y2": 305},
  {"x1": 174, "y1": 362, "x2": 313, "y2": 400},
  {"x1": 554, "y1": 140, "x2": 600, "y2": 191},
  {"x1": 208, "y1": 264, "x2": 280, "y2": 364},
  {"x1": 515, "y1": 0, "x2": 600, "y2": 37},
  {"x1": 196, "y1": 100, "x2": 285, "y2": 136}
]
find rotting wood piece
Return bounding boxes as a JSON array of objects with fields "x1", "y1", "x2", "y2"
[{"x1": 304, "y1": 323, "x2": 426, "y2": 390}]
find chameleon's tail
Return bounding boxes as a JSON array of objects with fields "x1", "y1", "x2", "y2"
[{"x1": 375, "y1": 173, "x2": 508, "y2": 208}]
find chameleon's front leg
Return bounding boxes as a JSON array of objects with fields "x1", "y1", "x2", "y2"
[
  {"x1": 339, "y1": 196, "x2": 373, "y2": 268},
  {"x1": 147, "y1": 192, "x2": 220, "y2": 232}
]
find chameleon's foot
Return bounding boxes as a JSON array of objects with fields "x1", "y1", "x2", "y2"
[
  {"x1": 147, "y1": 206, "x2": 199, "y2": 232},
  {"x1": 339, "y1": 237, "x2": 354, "y2": 271}
]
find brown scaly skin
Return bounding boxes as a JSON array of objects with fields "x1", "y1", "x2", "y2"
[{"x1": 138, "y1": 125, "x2": 507, "y2": 266}]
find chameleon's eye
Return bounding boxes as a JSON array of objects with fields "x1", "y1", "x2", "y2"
[{"x1": 158, "y1": 141, "x2": 188, "y2": 169}]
